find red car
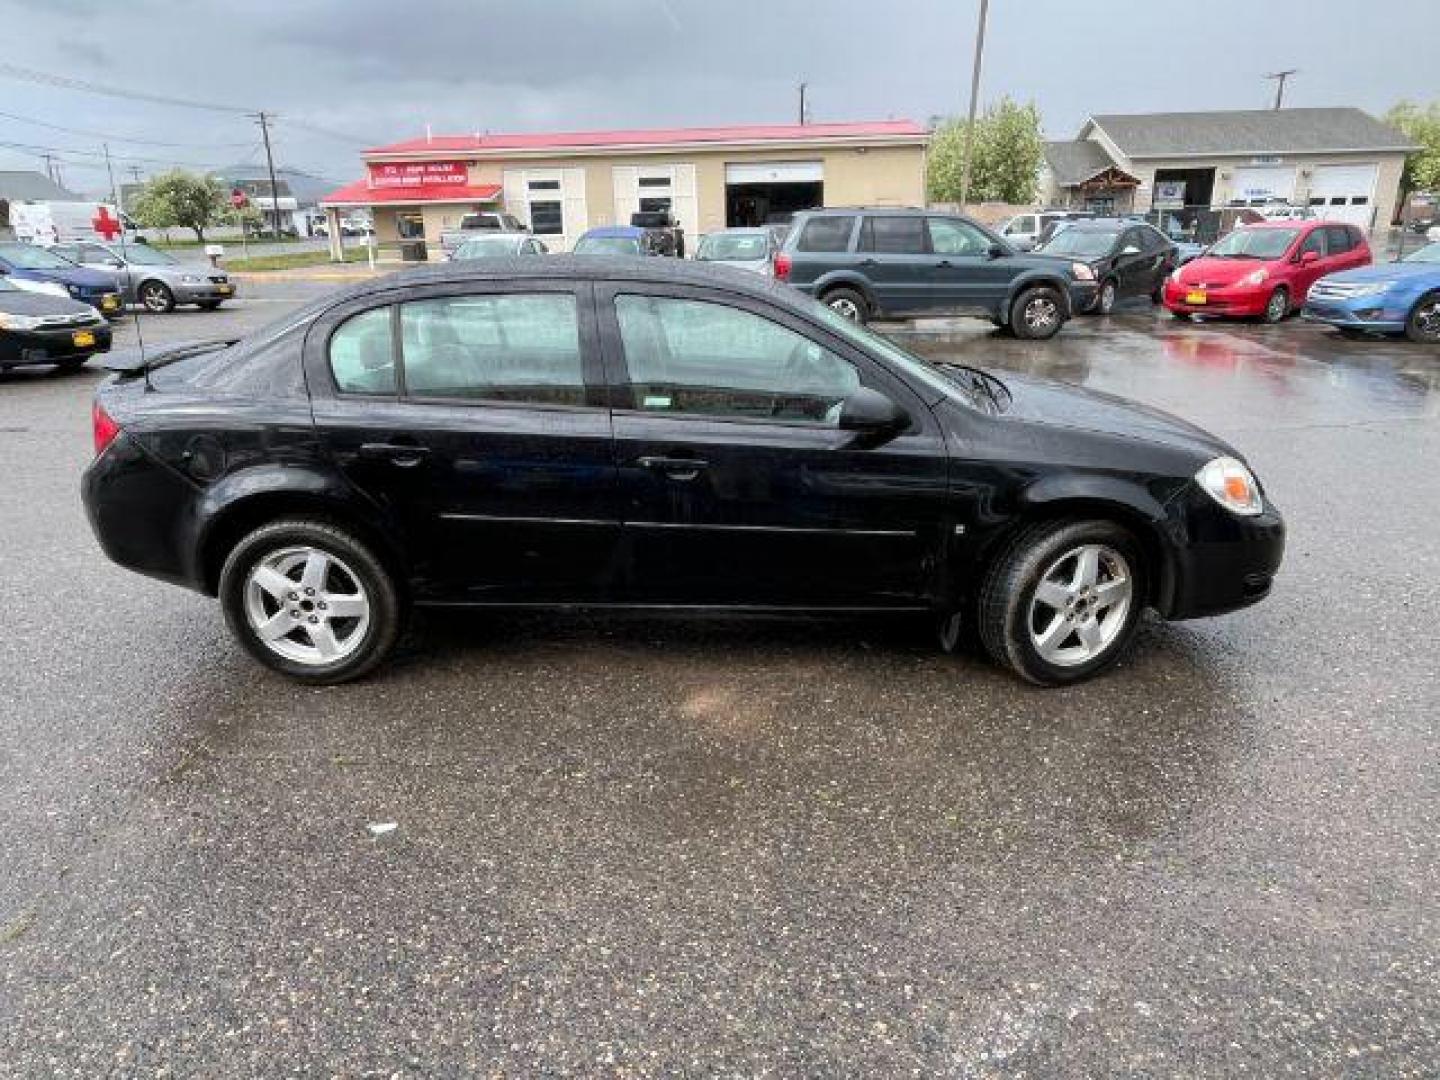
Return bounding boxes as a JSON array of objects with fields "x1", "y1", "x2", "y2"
[{"x1": 1163, "y1": 220, "x2": 1371, "y2": 323}]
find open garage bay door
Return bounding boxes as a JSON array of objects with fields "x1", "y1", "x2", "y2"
[
  {"x1": 725, "y1": 161, "x2": 822, "y2": 228},
  {"x1": 1307, "y1": 163, "x2": 1379, "y2": 230}
]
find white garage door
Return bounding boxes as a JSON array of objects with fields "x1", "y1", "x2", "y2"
[
  {"x1": 1307, "y1": 163, "x2": 1378, "y2": 229},
  {"x1": 1230, "y1": 165, "x2": 1297, "y2": 205}
]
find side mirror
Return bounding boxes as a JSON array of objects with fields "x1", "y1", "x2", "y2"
[
  {"x1": 1299, "y1": 250, "x2": 1320, "y2": 265},
  {"x1": 987, "y1": 242, "x2": 1008, "y2": 259},
  {"x1": 1120, "y1": 244, "x2": 1142, "y2": 256},
  {"x1": 838, "y1": 387, "x2": 908, "y2": 434}
]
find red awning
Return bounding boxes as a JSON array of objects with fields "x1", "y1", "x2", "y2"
[{"x1": 319, "y1": 179, "x2": 502, "y2": 207}]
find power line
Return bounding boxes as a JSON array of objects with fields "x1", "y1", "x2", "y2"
[
  {"x1": 274, "y1": 116, "x2": 380, "y2": 147},
  {"x1": 0, "y1": 59, "x2": 250, "y2": 114},
  {"x1": 0, "y1": 135, "x2": 256, "y2": 171},
  {"x1": 0, "y1": 107, "x2": 254, "y2": 149}
]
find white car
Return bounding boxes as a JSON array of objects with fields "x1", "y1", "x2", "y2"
[{"x1": 1428, "y1": 224, "x2": 1440, "y2": 243}]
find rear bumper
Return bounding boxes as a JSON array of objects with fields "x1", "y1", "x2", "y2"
[
  {"x1": 0, "y1": 324, "x2": 112, "y2": 366},
  {"x1": 1161, "y1": 486, "x2": 1286, "y2": 620}
]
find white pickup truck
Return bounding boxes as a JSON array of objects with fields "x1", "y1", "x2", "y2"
[{"x1": 438, "y1": 211, "x2": 529, "y2": 254}]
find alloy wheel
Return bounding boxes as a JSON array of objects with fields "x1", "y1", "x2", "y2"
[
  {"x1": 141, "y1": 283, "x2": 171, "y2": 312},
  {"x1": 1415, "y1": 299, "x2": 1440, "y2": 340},
  {"x1": 1265, "y1": 290, "x2": 1287, "y2": 322},
  {"x1": 1099, "y1": 281, "x2": 1116, "y2": 314},
  {"x1": 829, "y1": 296, "x2": 861, "y2": 321},
  {"x1": 1027, "y1": 543, "x2": 1133, "y2": 667},
  {"x1": 242, "y1": 545, "x2": 371, "y2": 666},
  {"x1": 1024, "y1": 296, "x2": 1059, "y2": 333}
]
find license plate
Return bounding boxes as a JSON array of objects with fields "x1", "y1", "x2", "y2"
[
  {"x1": 100, "y1": 294, "x2": 119, "y2": 310},
  {"x1": 1185, "y1": 290, "x2": 1207, "y2": 305},
  {"x1": 72, "y1": 330, "x2": 96, "y2": 347},
  {"x1": 217, "y1": 284, "x2": 233, "y2": 294}
]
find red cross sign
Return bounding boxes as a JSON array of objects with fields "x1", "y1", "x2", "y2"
[{"x1": 92, "y1": 205, "x2": 122, "y2": 241}]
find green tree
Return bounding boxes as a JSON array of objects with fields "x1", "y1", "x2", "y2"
[
  {"x1": 1385, "y1": 101, "x2": 1440, "y2": 199},
  {"x1": 131, "y1": 170, "x2": 227, "y2": 242},
  {"x1": 928, "y1": 97, "x2": 1045, "y2": 205}
]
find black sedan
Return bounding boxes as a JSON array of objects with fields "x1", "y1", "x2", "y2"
[
  {"x1": 1035, "y1": 219, "x2": 1177, "y2": 315},
  {"x1": 82, "y1": 257, "x2": 1283, "y2": 686},
  {"x1": 0, "y1": 277, "x2": 112, "y2": 372}
]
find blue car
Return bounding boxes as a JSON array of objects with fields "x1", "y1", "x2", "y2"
[
  {"x1": 571, "y1": 226, "x2": 659, "y2": 257},
  {"x1": 1302, "y1": 241, "x2": 1440, "y2": 343},
  {"x1": 0, "y1": 242, "x2": 123, "y2": 318}
]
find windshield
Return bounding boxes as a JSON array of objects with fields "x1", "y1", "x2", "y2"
[
  {"x1": 455, "y1": 235, "x2": 522, "y2": 258},
  {"x1": 697, "y1": 233, "x2": 769, "y2": 261},
  {"x1": 1403, "y1": 242, "x2": 1440, "y2": 264},
  {"x1": 1208, "y1": 227, "x2": 1300, "y2": 259},
  {"x1": 122, "y1": 244, "x2": 178, "y2": 266},
  {"x1": 0, "y1": 243, "x2": 78, "y2": 270},
  {"x1": 1038, "y1": 229, "x2": 1118, "y2": 258},
  {"x1": 573, "y1": 236, "x2": 641, "y2": 255},
  {"x1": 809, "y1": 298, "x2": 980, "y2": 406}
]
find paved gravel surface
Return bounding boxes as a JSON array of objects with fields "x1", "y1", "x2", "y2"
[{"x1": 1, "y1": 293, "x2": 1436, "y2": 1075}]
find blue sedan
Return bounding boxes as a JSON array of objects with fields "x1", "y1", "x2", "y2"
[{"x1": 1302, "y1": 242, "x2": 1440, "y2": 343}]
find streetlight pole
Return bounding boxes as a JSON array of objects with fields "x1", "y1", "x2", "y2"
[{"x1": 959, "y1": 0, "x2": 990, "y2": 209}]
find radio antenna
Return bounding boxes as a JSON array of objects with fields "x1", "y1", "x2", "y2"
[{"x1": 103, "y1": 142, "x2": 151, "y2": 390}]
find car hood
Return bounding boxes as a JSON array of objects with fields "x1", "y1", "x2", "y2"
[
  {"x1": 999, "y1": 370, "x2": 1232, "y2": 459},
  {"x1": 9, "y1": 265, "x2": 115, "y2": 288},
  {"x1": 1317, "y1": 261, "x2": 1440, "y2": 285},
  {"x1": 0, "y1": 288, "x2": 98, "y2": 317},
  {"x1": 1175, "y1": 256, "x2": 1276, "y2": 287}
]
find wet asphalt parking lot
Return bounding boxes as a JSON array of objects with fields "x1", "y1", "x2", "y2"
[{"x1": 1, "y1": 282, "x2": 1437, "y2": 1076}]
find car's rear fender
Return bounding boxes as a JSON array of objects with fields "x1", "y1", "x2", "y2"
[{"x1": 807, "y1": 270, "x2": 879, "y2": 309}]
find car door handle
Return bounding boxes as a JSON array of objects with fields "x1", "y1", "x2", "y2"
[
  {"x1": 358, "y1": 441, "x2": 431, "y2": 467},
  {"x1": 934, "y1": 260, "x2": 954, "y2": 268},
  {"x1": 635, "y1": 455, "x2": 709, "y2": 480},
  {"x1": 857, "y1": 258, "x2": 878, "y2": 267}
]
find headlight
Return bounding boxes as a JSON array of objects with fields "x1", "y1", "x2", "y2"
[
  {"x1": 180, "y1": 274, "x2": 202, "y2": 284},
  {"x1": 1196, "y1": 456, "x2": 1264, "y2": 516},
  {"x1": 0, "y1": 312, "x2": 47, "y2": 331},
  {"x1": 1070, "y1": 262, "x2": 1096, "y2": 281},
  {"x1": 1240, "y1": 268, "x2": 1269, "y2": 287}
]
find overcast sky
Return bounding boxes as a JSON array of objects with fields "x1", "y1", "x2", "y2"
[{"x1": 1, "y1": 0, "x2": 1434, "y2": 196}]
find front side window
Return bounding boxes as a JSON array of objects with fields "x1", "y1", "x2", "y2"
[
  {"x1": 858, "y1": 216, "x2": 928, "y2": 254},
  {"x1": 796, "y1": 216, "x2": 856, "y2": 253},
  {"x1": 926, "y1": 217, "x2": 991, "y2": 256},
  {"x1": 1298, "y1": 229, "x2": 1326, "y2": 258},
  {"x1": 529, "y1": 201, "x2": 563, "y2": 235},
  {"x1": 615, "y1": 295, "x2": 859, "y2": 424},
  {"x1": 399, "y1": 293, "x2": 584, "y2": 406},
  {"x1": 329, "y1": 307, "x2": 397, "y2": 394}
]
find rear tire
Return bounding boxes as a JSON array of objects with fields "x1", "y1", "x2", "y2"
[
  {"x1": 1404, "y1": 291, "x2": 1440, "y2": 343},
  {"x1": 977, "y1": 519, "x2": 1146, "y2": 686},
  {"x1": 1010, "y1": 286, "x2": 1066, "y2": 340},
  {"x1": 1092, "y1": 278, "x2": 1117, "y2": 316},
  {"x1": 219, "y1": 518, "x2": 403, "y2": 684},
  {"x1": 821, "y1": 287, "x2": 869, "y2": 325},
  {"x1": 1262, "y1": 286, "x2": 1289, "y2": 324}
]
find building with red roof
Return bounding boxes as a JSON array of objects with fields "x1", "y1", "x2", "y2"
[{"x1": 320, "y1": 119, "x2": 929, "y2": 256}]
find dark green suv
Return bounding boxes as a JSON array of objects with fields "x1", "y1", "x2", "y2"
[{"x1": 773, "y1": 208, "x2": 1099, "y2": 339}]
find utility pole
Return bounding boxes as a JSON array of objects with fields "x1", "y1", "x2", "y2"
[
  {"x1": 255, "y1": 110, "x2": 283, "y2": 241},
  {"x1": 798, "y1": 82, "x2": 808, "y2": 125},
  {"x1": 40, "y1": 152, "x2": 56, "y2": 184},
  {"x1": 959, "y1": 0, "x2": 990, "y2": 209},
  {"x1": 1266, "y1": 69, "x2": 1297, "y2": 110}
]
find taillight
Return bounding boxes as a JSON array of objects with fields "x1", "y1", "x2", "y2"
[
  {"x1": 93, "y1": 401, "x2": 121, "y2": 456},
  {"x1": 773, "y1": 252, "x2": 791, "y2": 281}
]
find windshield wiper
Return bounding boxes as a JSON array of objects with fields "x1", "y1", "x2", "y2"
[{"x1": 931, "y1": 362, "x2": 1010, "y2": 412}]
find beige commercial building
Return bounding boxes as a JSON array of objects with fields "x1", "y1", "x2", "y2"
[{"x1": 321, "y1": 120, "x2": 929, "y2": 255}]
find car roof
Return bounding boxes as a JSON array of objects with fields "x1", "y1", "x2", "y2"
[
  {"x1": 705, "y1": 226, "x2": 770, "y2": 234},
  {"x1": 1059, "y1": 218, "x2": 1136, "y2": 231},
  {"x1": 581, "y1": 226, "x2": 646, "y2": 238},
  {"x1": 793, "y1": 206, "x2": 928, "y2": 217},
  {"x1": 458, "y1": 232, "x2": 530, "y2": 240}
]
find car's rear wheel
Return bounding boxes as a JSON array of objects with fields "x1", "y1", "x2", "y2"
[
  {"x1": 1404, "y1": 291, "x2": 1440, "y2": 343},
  {"x1": 219, "y1": 519, "x2": 403, "y2": 684},
  {"x1": 139, "y1": 280, "x2": 175, "y2": 313},
  {"x1": 1010, "y1": 286, "x2": 1065, "y2": 340},
  {"x1": 822, "y1": 287, "x2": 869, "y2": 325},
  {"x1": 1262, "y1": 286, "x2": 1289, "y2": 324},
  {"x1": 1094, "y1": 278, "x2": 1118, "y2": 316},
  {"x1": 977, "y1": 519, "x2": 1146, "y2": 686}
]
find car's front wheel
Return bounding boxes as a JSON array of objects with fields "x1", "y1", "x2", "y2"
[
  {"x1": 219, "y1": 518, "x2": 403, "y2": 684},
  {"x1": 1010, "y1": 286, "x2": 1066, "y2": 340},
  {"x1": 978, "y1": 519, "x2": 1146, "y2": 686},
  {"x1": 1093, "y1": 278, "x2": 1118, "y2": 316},
  {"x1": 139, "y1": 280, "x2": 175, "y2": 313},
  {"x1": 1405, "y1": 291, "x2": 1440, "y2": 343},
  {"x1": 1262, "y1": 286, "x2": 1290, "y2": 324}
]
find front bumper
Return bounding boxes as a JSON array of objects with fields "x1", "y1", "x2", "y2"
[
  {"x1": 1300, "y1": 300, "x2": 1405, "y2": 332},
  {"x1": 173, "y1": 280, "x2": 237, "y2": 303},
  {"x1": 0, "y1": 323, "x2": 113, "y2": 367},
  {"x1": 1162, "y1": 280, "x2": 1269, "y2": 318},
  {"x1": 1161, "y1": 485, "x2": 1286, "y2": 620}
]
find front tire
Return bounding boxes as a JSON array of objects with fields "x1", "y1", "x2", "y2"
[
  {"x1": 977, "y1": 519, "x2": 1146, "y2": 686},
  {"x1": 219, "y1": 518, "x2": 403, "y2": 684},
  {"x1": 139, "y1": 280, "x2": 175, "y2": 313},
  {"x1": 822, "y1": 286, "x2": 869, "y2": 325},
  {"x1": 1262, "y1": 286, "x2": 1289, "y2": 324},
  {"x1": 1404, "y1": 291, "x2": 1440, "y2": 343},
  {"x1": 1010, "y1": 285, "x2": 1065, "y2": 340}
]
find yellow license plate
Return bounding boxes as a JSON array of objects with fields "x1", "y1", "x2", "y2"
[
  {"x1": 1185, "y1": 290, "x2": 1207, "y2": 305},
  {"x1": 217, "y1": 284, "x2": 233, "y2": 294},
  {"x1": 100, "y1": 295, "x2": 119, "y2": 310},
  {"x1": 72, "y1": 330, "x2": 96, "y2": 347}
]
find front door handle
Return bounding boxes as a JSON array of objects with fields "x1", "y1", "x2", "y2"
[
  {"x1": 934, "y1": 260, "x2": 954, "y2": 268},
  {"x1": 358, "y1": 441, "x2": 431, "y2": 467},
  {"x1": 635, "y1": 455, "x2": 709, "y2": 480},
  {"x1": 857, "y1": 258, "x2": 879, "y2": 267}
]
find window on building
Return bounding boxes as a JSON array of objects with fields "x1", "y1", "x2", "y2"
[
  {"x1": 528, "y1": 201, "x2": 564, "y2": 235},
  {"x1": 329, "y1": 307, "x2": 396, "y2": 394},
  {"x1": 638, "y1": 176, "x2": 670, "y2": 188},
  {"x1": 399, "y1": 294, "x2": 585, "y2": 406},
  {"x1": 639, "y1": 196, "x2": 673, "y2": 214},
  {"x1": 858, "y1": 216, "x2": 928, "y2": 254},
  {"x1": 796, "y1": 215, "x2": 856, "y2": 253},
  {"x1": 396, "y1": 212, "x2": 424, "y2": 239},
  {"x1": 527, "y1": 180, "x2": 560, "y2": 192},
  {"x1": 614, "y1": 295, "x2": 859, "y2": 424}
]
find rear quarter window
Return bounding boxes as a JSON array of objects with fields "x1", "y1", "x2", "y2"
[{"x1": 796, "y1": 216, "x2": 856, "y2": 253}]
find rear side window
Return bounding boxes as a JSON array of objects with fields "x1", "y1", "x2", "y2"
[
  {"x1": 399, "y1": 293, "x2": 584, "y2": 406},
  {"x1": 329, "y1": 307, "x2": 397, "y2": 394},
  {"x1": 1325, "y1": 226, "x2": 1353, "y2": 254},
  {"x1": 858, "y1": 216, "x2": 928, "y2": 254},
  {"x1": 796, "y1": 216, "x2": 856, "y2": 253}
]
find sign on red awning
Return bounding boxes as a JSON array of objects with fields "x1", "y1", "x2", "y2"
[{"x1": 368, "y1": 161, "x2": 469, "y2": 187}]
